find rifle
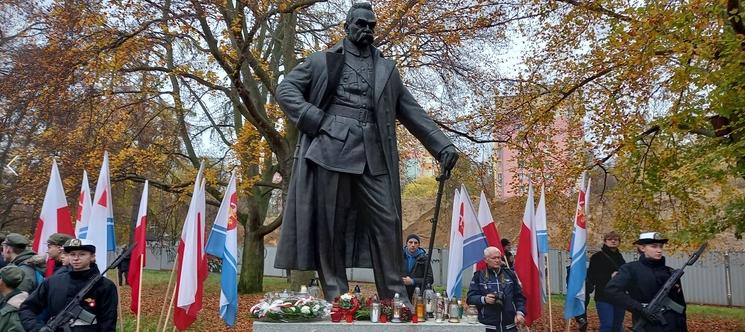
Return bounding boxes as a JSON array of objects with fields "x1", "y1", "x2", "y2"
[
  {"x1": 633, "y1": 243, "x2": 707, "y2": 331},
  {"x1": 40, "y1": 243, "x2": 135, "y2": 332},
  {"x1": 420, "y1": 165, "x2": 451, "y2": 297}
]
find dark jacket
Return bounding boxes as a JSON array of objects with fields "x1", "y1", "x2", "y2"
[
  {"x1": 504, "y1": 251, "x2": 514, "y2": 267},
  {"x1": 273, "y1": 40, "x2": 453, "y2": 271},
  {"x1": 118, "y1": 251, "x2": 130, "y2": 273},
  {"x1": 19, "y1": 264, "x2": 118, "y2": 332},
  {"x1": 53, "y1": 265, "x2": 71, "y2": 276},
  {"x1": 605, "y1": 255, "x2": 687, "y2": 332},
  {"x1": 51, "y1": 260, "x2": 65, "y2": 275},
  {"x1": 587, "y1": 244, "x2": 625, "y2": 302},
  {"x1": 467, "y1": 267, "x2": 526, "y2": 331},
  {"x1": 402, "y1": 247, "x2": 433, "y2": 299},
  {"x1": 0, "y1": 290, "x2": 27, "y2": 332}
]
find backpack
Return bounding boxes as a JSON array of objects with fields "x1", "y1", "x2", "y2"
[{"x1": 19, "y1": 263, "x2": 44, "y2": 289}]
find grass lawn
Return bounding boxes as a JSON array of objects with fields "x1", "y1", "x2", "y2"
[{"x1": 117, "y1": 271, "x2": 744, "y2": 331}]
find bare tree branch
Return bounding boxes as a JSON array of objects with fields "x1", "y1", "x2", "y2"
[
  {"x1": 556, "y1": 0, "x2": 632, "y2": 21},
  {"x1": 433, "y1": 119, "x2": 510, "y2": 143}
]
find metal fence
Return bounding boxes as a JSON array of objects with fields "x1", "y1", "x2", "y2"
[{"x1": 142, "y1": 244, "x2": 745, "y2": 307}]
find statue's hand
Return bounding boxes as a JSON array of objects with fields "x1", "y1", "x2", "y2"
[{"x1": 439, "y1": 146, "x2": 458, "y2": 171}]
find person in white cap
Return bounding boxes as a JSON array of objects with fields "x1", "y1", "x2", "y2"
[
  {"x1": 604, "y1": 232, "x2": 686, "y2": 332},
  {"x1": 19, "y1": 238, "x2": 118, "y2": 332}
]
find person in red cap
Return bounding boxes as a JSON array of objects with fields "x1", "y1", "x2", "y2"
[{"x1": 605, "y1": 232, "x2": 687, "y2": 332}]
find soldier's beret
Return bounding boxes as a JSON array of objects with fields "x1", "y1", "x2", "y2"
[
  {"x1": 47, "y1": 233, "x2": 74, "y2": 246},
  {"x1": 0, "y1": 266, "x2": 24, "y2": 288},
  {"x1": 1, "y1": 233, "x2": 29, "y2": 248}
]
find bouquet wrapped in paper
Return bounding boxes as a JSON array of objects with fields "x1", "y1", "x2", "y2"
[{"x1": 250, "y1": 294, "x2": 331, "y2": 322}]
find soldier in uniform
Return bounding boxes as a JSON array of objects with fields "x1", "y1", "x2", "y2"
[
  {"x1": 273, "y1": 1, "x2": 458, "y2": 304},
  {"x1": 2, "y1": 233, "x2": 42, "y2": 292},
  {"x1": 605, "y1": 232, "x2": 687, "y2": 331},
  {"x1": 19, "y1": 238, "x2": 118, "y2": 332},
  {"x1": 46, "y1": 233, "x2": 74, "y2": 276},
  {"x1": 0, "y1": 266, "x2": 28, "y2": 331}
]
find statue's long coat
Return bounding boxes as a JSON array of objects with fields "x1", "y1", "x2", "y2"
[{"x1": 274, "y1": 41, "x2": 452, "y2": 270}]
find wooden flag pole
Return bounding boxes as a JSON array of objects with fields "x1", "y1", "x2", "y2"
[
  {"x1": 546, "y1": 254, "x2": 554, "y2": 332},
  {"x1": 158, "y1": 252, "x2": 178, "y2": 332},
  {"x1": 116, "y1": 280, "x2": 124, "y2": 332},
  {"x1": 136, "y1": 256, "x2": 144, "y2": 332},
  {"x1": 162, "y1": 271, "x2": 179, "y2": 332}
]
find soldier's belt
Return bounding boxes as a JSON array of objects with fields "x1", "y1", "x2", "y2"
[{"x1": 327, "y1": 105, "x2": 375, "y2": 123}]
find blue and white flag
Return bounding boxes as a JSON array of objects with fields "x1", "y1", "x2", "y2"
[
  {"x1": 446, "y1": 185, "x2": 488, "y2": 299},
  {"x1": 564, "y1": 173, "x2": 590, "y2": 319},
  {"x1": 534, "y1": 185, "x2": 548, "y2": 254},
  {"x1": 88, "y1": 151, "x2": 116, "y2": 272},
  {"x1": 534, "y1": 185, "x2": 549, "y2": 303},
  {"x1": 205, "y1": 171, "x2": 239, "y2": 327}
]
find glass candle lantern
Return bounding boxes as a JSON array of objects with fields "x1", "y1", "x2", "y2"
[
  {"x1": 448, "y1": 302, "x2": 461, "y2": 323},
  {"x1": 392, "y1": 293, "x2": 402, "y2": 323},
  {"x1": 371, "y1": 302, "x2": 381, "y2": 323},
  {"x1": 308, "y1": 279, "x2": 321, "y2": 298},
  {"x1": 424, "y1": 286, "x2": 435, "y2": 318},
  {"x1": 434, "y1": 293, "x2": 444, "y2": 323},
  {"x1": 465, "y1": 305, "x2": 479, "y2": 324}
]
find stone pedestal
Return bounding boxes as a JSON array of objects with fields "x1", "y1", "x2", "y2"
[{"x1": 253, "y1": 320, "x2": 488, "y2": 332}]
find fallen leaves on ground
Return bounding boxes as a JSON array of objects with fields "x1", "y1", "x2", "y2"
[{"x1": 117, "y1": 276, "x2": 744, "y2": 331}]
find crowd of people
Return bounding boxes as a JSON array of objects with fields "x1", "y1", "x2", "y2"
[
  {"x1": 0, "y1": 228, "x2": 688, "y2": 332},
  {"x1": 0, "y1": 233, "x2": 118, "y2": 332},
  {"x1": 402, "y1": 231, "x2": 688, "y2": 332}
]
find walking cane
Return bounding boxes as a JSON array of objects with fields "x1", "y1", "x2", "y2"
[{"x1": 421, "y1": 164, "x2": 452, "y2": 296}]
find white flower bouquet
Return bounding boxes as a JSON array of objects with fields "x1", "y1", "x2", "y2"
[{"x1": 250, "y1": 296, "x2": 331, "y2": 322}]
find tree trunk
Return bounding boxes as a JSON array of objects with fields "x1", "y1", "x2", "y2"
[{"x1": 239, "y1": 230, "x2": 264, "y2": 293}]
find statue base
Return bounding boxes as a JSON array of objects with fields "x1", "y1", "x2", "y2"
[{"x1": 253, "y1": 320, "x2": 488, "y2": 332}]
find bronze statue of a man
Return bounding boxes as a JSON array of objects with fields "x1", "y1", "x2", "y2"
[{"x1": 274, "y1": 2, "x2": 458, "y2": 304}]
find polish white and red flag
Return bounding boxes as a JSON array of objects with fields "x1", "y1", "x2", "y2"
[
  {"x1": 74, "y1": 170, "x2": 92, "y2": 239},
  {"x1": 514, "y1": 181, "x2": 541, "y2": 326},
  {"x1": 128, "y1": 181, "x2": 148, "y2": 314},
  {"x1": 174, "y1": 162, "x2": 208, "y2": 331},
  {"x1": 88, "y1": 151, "x2": 116, "y2": 271},
  {"x1": 475, "y1": 191, "x2": 504, "y2": 271},
  {"x1": 32, "y1": 159, "x2": 75, "y2": 276}
]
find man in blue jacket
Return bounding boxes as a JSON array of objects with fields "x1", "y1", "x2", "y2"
[
  {"x1": 401, "y1": 234, "x2": 433, "y2": 300},
  {"x1": 467, "y1": 247, "x2": 526, "y2": 332}
]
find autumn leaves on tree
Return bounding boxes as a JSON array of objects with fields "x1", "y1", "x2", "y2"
[{"x1": 1, "y1": 0, "x2": 744, "y2": 295}]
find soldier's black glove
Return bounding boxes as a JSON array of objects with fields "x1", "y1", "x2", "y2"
[
  {"x1": 438, "y1": 146, "x2": 458, "y2": 171},
  {"x1": 642, "y1": 308, "x2": 663, "y2": 325}
]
